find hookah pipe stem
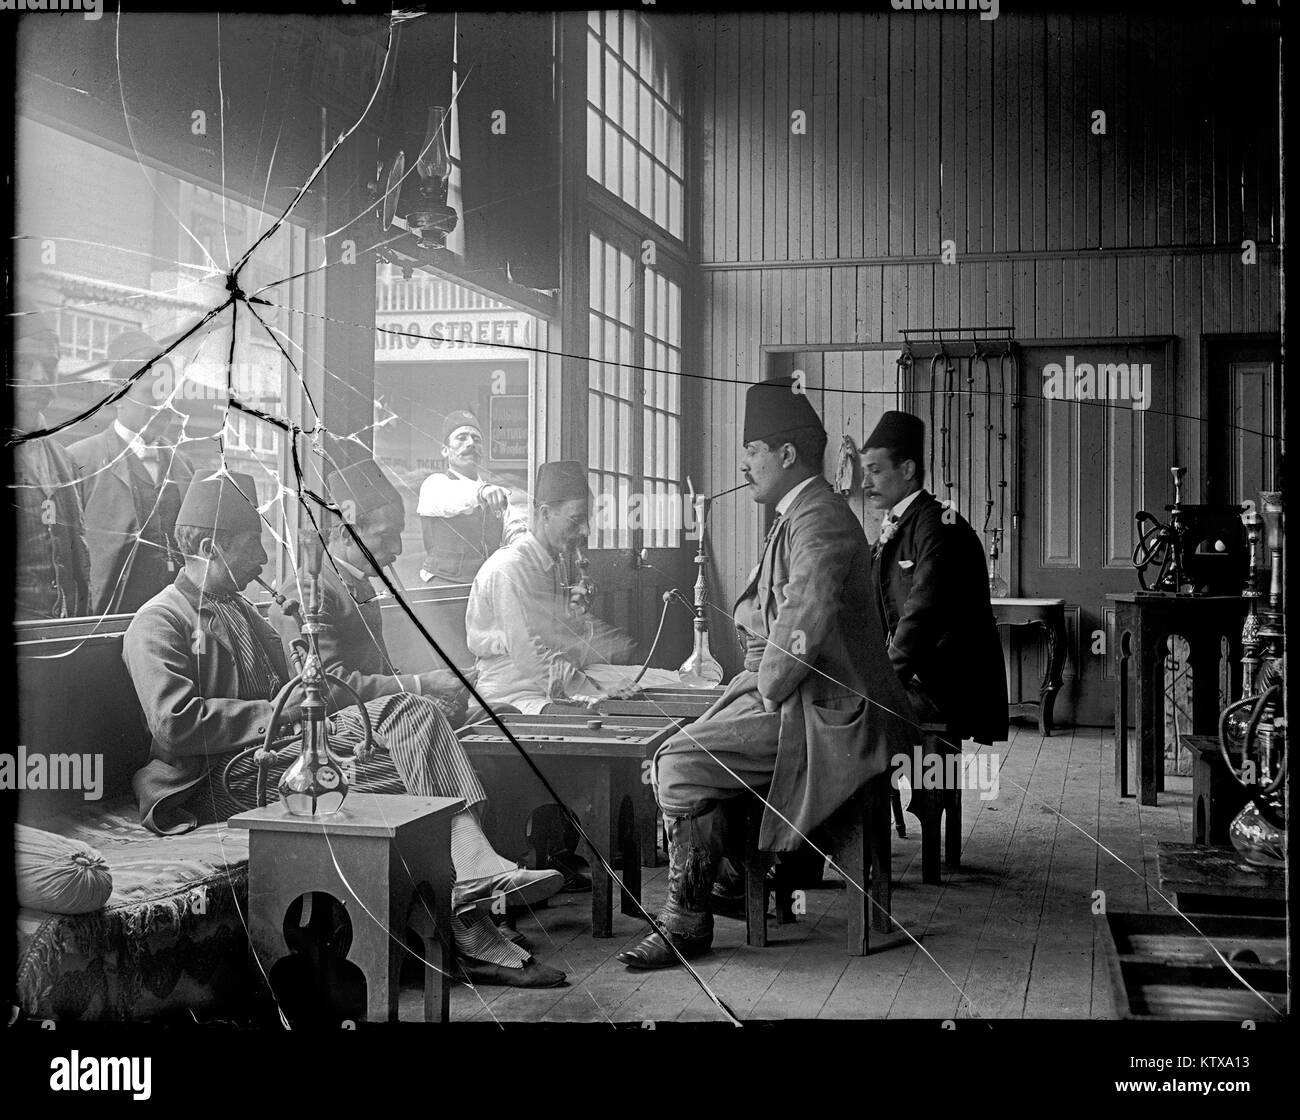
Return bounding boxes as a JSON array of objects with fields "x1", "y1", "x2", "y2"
[{"x1": 252, "y1": 573, "x2": 301, "y2": 620}]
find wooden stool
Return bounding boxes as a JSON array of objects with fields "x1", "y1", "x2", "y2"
[
  {"x1": 230, "y1": 793, "x2": 463, "y2": 1024},
  {"x1": 1184, "y1": 734, "x2": 1250, "y2": 846},
  {"x1": 741, "y1": 772, "x2": 899, "y2": 956},
  {"x1": 1157, "y1": 841, "x2": 1286, "y2": 917},
  {"x1": 909, "y1": 722, "x2": 964, "y2": 885}
]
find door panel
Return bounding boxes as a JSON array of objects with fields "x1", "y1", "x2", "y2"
[{"x1": 1019, "y1": 342, "x2": 1172, "y2": 726}]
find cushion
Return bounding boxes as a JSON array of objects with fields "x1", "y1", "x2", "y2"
[{"x1": 14, "y1": 824, "x2": 113, "y2": 915}]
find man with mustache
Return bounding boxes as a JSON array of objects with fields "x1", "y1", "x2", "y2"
[
  {"x1": 466, "y1": 459, "x2": 678, "y2": 715},
  {"x1": 10, "y1": 303, "x2": 91, "y2": 620},
  {"x1": 619, "y1": 379, "x2": 913, "y2": 969},
  {"x1": 124, "y1": 470, "x2": 566, "y2": 988},
  {"x1": 861, "y1": 410, "x2": 1008, "y2": 753},
  {"x1": 417, "y1": 411, "x2": 510, "y2": 584},
  {"x1": 68, "y1": 330, "x2": 194, "y2": 615}
]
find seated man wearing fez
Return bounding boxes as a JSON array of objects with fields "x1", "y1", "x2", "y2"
[
  {"x1": 862, "y1": 410, "x2": 1008, "y2": 749},
  {"x1": 11, "y1": 304, "x2": 91, "y2": 620},
  {"x1": 123, "y1": 471, "x2": 567, "y2": 988},
  {"x1": 69, "y1": 330, "x2": 194, "y2": 615},
  {"x1": 270, "y1": 458, "x2": 564, "y2": 955},
  {"x1": 466, "y1": 459, "x2": 679, "y2": 715},
  {"x1": 417, "y1": 410, "x2": 510, "y2": 585},
  {"x1": 619, "y1": 378, "x2": 914, "y2": 969}
]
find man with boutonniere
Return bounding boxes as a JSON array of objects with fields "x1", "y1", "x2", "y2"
[{"x1": 861, "y1": 410, "x2": 1008, "y2": 754}]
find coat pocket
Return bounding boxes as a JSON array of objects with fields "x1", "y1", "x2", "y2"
[{"x1": 809, "y1": 697, "x2": 867, "y2": 727}]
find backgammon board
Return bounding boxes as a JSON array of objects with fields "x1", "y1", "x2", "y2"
[
  {"x1": 596, "y1": 686, "x2": 725, "y2": 719},
  {"x1": 457, "y1": 712, "x2": 680, "y2": 756}
]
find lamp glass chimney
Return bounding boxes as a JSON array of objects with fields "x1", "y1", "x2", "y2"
[{"x1": 417, "y1": 106, "x2": 452, "y2": 183}]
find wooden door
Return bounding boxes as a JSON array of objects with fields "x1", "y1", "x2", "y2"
[
  {"x1": 1205, "y1": 338, "x2": 1281, "y2": 506},
  {"x1": 1018, "y1": 341, "x2": 1173, "y2": 726}
]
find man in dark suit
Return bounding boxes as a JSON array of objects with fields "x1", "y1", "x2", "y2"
[
  {"x1": 619, "y1": 379, "x2": 913, "y2": 969},
  {"x1": 123, "y1": 469, "x2": 566, "y2": 987},
  {"x1": 11, "y1": 304, "x2": 91, "y2": 620},
  {"x1": 862, "y1": 410, "x2": 1009, "y2": 748},
  {"x1": 69, "y1": 330, "x2": 193, "y2": 615}
]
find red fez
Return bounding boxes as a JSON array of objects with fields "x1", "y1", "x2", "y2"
[
  {"x1": 442, "y1": 410, "x2": 482, "y2": 444},
  {"x1": 176, "y1": 471, "x2": 261, "y2": 534},
  {"x1": 327, "y1": 460, "x2": 402, "y2": 522},
  {"x1": 535, "y1": 460, "x2": 591, "y2": 505},
  {"x1": 743, "y1": 377, "x2": 824, "y2": 444},
  {"x1": 863, "y1": 410, "x2": 925, "y2": 466}
]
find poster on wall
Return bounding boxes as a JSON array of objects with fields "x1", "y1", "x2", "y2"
[{"x1": 488, "y1": 393, "x2": 529, "y2": 465}]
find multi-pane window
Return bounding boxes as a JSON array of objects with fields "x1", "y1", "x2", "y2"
[
  {"x1": 587, "y1": 232, "x2": 683, "y2": 551},
  {"x1": 586, "y1": 10, "x2": 684, "y2": 238},
  {"x1": 642, "y1": 269, "x2": 681, "y2": 548},
  {"x1": 59, "y1": 310, "x2": 130, "y2": 363},
  {"x1": 587, "y1": 233, "x2": 635, "y2": 550}
]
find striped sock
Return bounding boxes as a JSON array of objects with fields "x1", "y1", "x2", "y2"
[{"x1": 452, "y1": 911, "x2": 531, "y2": 968}]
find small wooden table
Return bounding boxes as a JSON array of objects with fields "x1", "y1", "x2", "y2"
[
  {"x1": 230, "y1": 793, "x2": 463, "y2": 1024},
  {"x1": 1110, "y1": 594, "x2": 1246, "y2": 804},
  {"x1": 1157, "y1": 841, "x2": 1285, "y2": 916},
  {"x1": 457, "y1": 713, "x2": 679, "y2": 937},
  {"x1": 990, "y1": 597, "x2": 1067, "y2": 735},
  {"x1": 597, "y1": 687, "x2": 723, "y2": 865}
]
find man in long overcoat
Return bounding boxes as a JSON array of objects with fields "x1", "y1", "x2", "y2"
[{"x1": 620, "y1": 378, "x2": 913, "y2": 968}]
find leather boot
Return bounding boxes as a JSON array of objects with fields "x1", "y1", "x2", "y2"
[{"x1": 617, "y1": 805, "x2": 724, "y2": 969}]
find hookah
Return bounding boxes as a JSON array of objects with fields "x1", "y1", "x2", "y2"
[
  {"x1": 223, "y1": 530, "x2": 375, "y2": 816},
  {"x1": 1133, "y1": 466, "x2": 1190, "y2": 593},
  {"x1": 987, "y1": 527, "x2": 1009, "y2": 599},
  {"x1": 1217, "y1": 491, "x2": 1286, "y2": 866},
  {"x1": 677, "y1": 477, "x2": 725, "y2": 688}
]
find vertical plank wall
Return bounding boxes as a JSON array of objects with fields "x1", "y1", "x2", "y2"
[{"x1": 693, "y1": 9, "x2": 1281, "y2": 686}]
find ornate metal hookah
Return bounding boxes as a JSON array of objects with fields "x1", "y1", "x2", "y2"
[
  {"x1": 248, "y1": 530, "x2": 375, "y2": 816},
  {"x1": 1218, "y1": 491, "x2": 1286, "y2": 866},
  {"x1": 677, "y1": 477, "x2": 725, "y2": 687},
  {"x1": 1132, "y1": 466, "x2": 1191, "y2": 592}
]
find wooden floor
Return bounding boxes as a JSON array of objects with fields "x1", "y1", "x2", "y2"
[{"x1": 401, "y1": 725, "x2": 1197, "y2": 1022}]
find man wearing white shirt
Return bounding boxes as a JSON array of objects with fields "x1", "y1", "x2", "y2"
[
  {"x1": 416, "y1": 410, "x2": 510, "y2": 583},
  {"x1": 68, "y1": 330, "x2": 193, "y2": 615}
]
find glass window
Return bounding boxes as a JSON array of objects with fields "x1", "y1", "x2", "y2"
[
  {"x1": 585, "y1": 11, "x2": 686, "y2": 239},
  {"x1": 587, "y1": 232, "x2": 683, "y2": 551}
]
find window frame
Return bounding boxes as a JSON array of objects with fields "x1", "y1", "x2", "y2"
[{"x1": 583, "y1": 206, "x2": 688, "y2": 554}]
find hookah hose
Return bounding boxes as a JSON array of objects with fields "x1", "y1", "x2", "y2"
[
  {"x1": 629, "y1": 590, "x2": 683, "y2": 687},
  {"x1": 1217, "y1": 683, "x2": 1286, "y2": 797},
  {"x1": 976, "y1": 346, "x2": 994, "y2": 533},
  {"x1": 219, "y1": 667, "x2": 376, "y2": 807}
]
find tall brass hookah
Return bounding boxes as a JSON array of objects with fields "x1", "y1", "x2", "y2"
[
  {"x1": 678, "y1": 479, "x2": 724, "y2": 686},
  {"x1": 1218, "y1": 491, "x2": 1286, "y2": 866},
  {"x1": 251, "y1": 530, "x2": 375, "y2": 815}
]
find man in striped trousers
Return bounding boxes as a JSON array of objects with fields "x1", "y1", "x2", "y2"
[{"x1": 125, "y1": 470, "x2": 566, "y2": 990}]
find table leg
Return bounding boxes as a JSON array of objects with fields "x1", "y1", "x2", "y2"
[
  {"x1": 1115, "y1": 627, "x2": 1132, "y2": 797},
  {"x1": 1138, "y1": 629, "x2": 1160, "y2": 806},
  {"x1": 587, "y1": 764, "x2": 615, "y2": 938},
  {"x1": 618, "y1": 767, "x2": 642, "y2": 917},
  {"x1": 1038, "y1": 612, "x2": 1066, "y2": 736}
]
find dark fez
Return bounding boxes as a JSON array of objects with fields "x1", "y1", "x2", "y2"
[{"x1": 743, "y1": 375, "x2": 825, "y2": 442}]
